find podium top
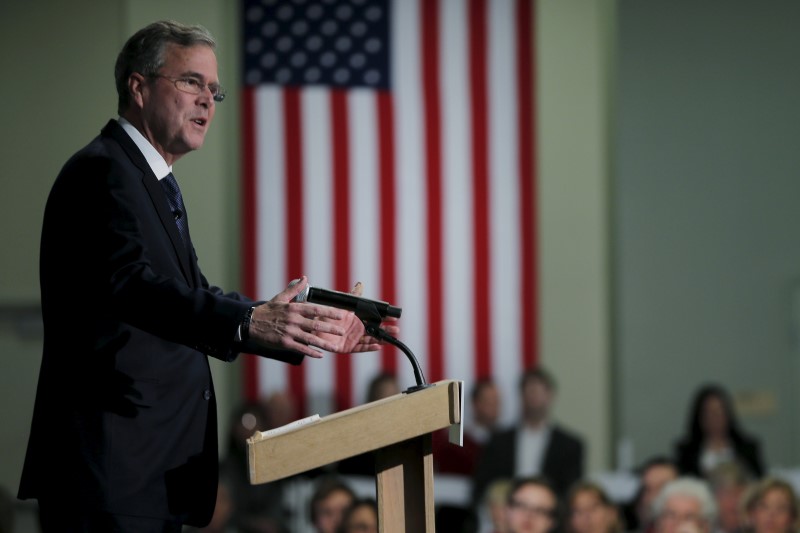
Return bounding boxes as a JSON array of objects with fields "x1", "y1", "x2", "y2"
[{"x1": 247, "y1": 379, "x2": 462, "y2": 484}]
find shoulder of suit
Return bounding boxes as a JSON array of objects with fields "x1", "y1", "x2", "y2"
[{"x1": 550, "y1": 423, "x2": 585, "y2": 446}]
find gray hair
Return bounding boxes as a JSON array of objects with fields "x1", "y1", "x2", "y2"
[
  {"x1": 652, "y1": 477, "x2": 718, "y2": 524},
  {"x1": 114, "y1": 20, "x2": 216, "y2": 114}
]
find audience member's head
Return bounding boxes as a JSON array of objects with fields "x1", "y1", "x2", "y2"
[
  {"x1": 519, "y1": 367, "x2": 557, "y2": 427},
  {"x1": 366, "y1": 372, "x2": 400, "y2": 403},
  {"x1": 743, "y1": 478, "x2": 799, "y2": 533},
  {"x1": 262, "y1": 390, "x2": 297, "y2": 429},
  {"x1": 472, "y1": 378, "x2": 501, "y2": 430},
  {"x1": 310, "y1": 477, "x2": 356, "y2": 533},
  {"x1": 684, "y1": 385, "x2": 743, "y2": 452},
  {"x1": 338, "y1": 498, "x2": 378, "y2": 533},
  {"x1": 707, "y1": 462, "x2": 752, "y2": 533},
  {"x1": 634, "y1": 457, "x2": 680, "y2": 529},
  {"x1": 506, "y1": 476, "x2": 559, "y2": 533},
  {"x1": 652, "y1": 477, "x2": 717, "y2": 533},
  {"x1": 568, "y1": 481, "x2": 622, "y2": 533},
  {"x1": 484, "y1": 478, "x2": 513, "y2": 533}
]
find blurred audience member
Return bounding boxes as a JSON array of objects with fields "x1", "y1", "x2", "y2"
[
  {"x1": 623, "y1": 457, "x2": 679, "y2": 533},
  {"x1": 366, "y1": 372, "x2": 401, "y2": 402},
  {"x1": 473, "y1": 367, "x2": 585, "y2": 503},
  {"x1": 674, "y1": 385, "x2": 764, "y2": 479},
  {"x1": 338, "y1": 498, "x2": 378, "y2": 533},
  {"x1": 708, "y1": 462, "x2": 753, "y2": 533},
  {"x1": 470, "y1": 378, "x2": 502, "y2": 444},
  {"x1": 568, "y1": 481, "x2": 623, "y2": 533},
  {"x1": 652, "y1": 477, "x2": 717, "y2": 533},
  {"x1": 262, "y1": 390, "x2": 298, "y2": 430},
  {"x1": 310, "y1": 477, "x2": 356, "y2": 533},
  {"x1": 483, "y1": 479, "x2": 514, "y2": 533},
  {"x1": 743, "y1": 478, "x2": 799, "y2": 533},
  {"x1": 337, "y1": 373, "x2": 400, "y2": 476},
  {"x1": 435, "y1": 377, "x2": 501, "y2": 476},
  {"x1": 505, "y1": 477, "x2": 560, "y2": 533},
  {"x1": 220, "y1": 400, "x2": 288, "y2": 533}
]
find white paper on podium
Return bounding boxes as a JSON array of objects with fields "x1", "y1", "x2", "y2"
[{"x1": 448, "y1": 380, "x2": 465, "y2": 446}]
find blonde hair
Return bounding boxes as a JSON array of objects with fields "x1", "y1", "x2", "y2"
[{"x1": 744, "y1": 477, "x2": 799, "y2": 524}]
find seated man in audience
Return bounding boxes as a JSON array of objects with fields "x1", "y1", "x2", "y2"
[
  {"x1": 505, "y1": 476, "x2": 560, "y2": 533},
  {"x1": 622, "y1": 456, "x2": 679, "y2": 533},
  {"x1": 473, "y1": 367, "x2": 584, "y2": 504},
  {"x1": 651, "y1": 478, "x2": 717, "y2": 533}
]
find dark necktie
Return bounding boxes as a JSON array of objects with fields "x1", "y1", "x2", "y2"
[{"x1": 159, "y1": 173, "x2": 191, "y2": 251}]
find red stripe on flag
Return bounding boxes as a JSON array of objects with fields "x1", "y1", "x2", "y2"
[
  {"x1": 331, "y1": 90, "x2": 353, "y2": 411},
  {"x1": 421, "y1": 0, "x2": 444, "y2": 382},
  {"x1": 283, "y1": 88, "x2": 307, "y2": 415},
  {"x1": 377, "y1": 90, "x2": 398, "y2": 374},
  {"x1": 517, "y1": 0, "x2": 538, "y2": 370},
  {"x1": 242, "y1": 87, "x2": 259, "y2": 402},
  {"x1": 469, "y1": 0, "x2": 492, "y2": 379}
]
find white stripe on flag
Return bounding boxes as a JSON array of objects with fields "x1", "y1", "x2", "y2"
[
  {"x1": 301, "y1": 87, "x2": 336, "y2": 415},
  {"x1": 393, "y1": 0, "x2": 427, "y2": 388},
  {"x1": 441, "y1": 0, "x2": 475, "y2": 387},
  {"x1": 349, "y1": 89, "x2": 382, "y2": 406},
  {"x1": 489, "y1": 0, "x2": 524, "y2": 425},
  {"x1": 255, "y1": 86, "x2": 288, "y2": 396}
]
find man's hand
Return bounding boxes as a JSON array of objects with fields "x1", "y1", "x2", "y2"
[{"x1": 247, "y1": 277, "x2": 401, "y2": 358}]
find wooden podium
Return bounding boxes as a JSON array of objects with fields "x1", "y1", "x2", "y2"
[{"x1": 247, "y1": 379, "x2": 462, "y2": 532}]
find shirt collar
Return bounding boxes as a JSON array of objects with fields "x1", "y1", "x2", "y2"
[{"x1": 118, "y1": 117, "x2": 172, "y2": 180}]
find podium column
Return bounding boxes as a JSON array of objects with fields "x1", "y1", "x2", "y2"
[{"x1": 375, "y1": 434, "x2": 435, "y2": 532}]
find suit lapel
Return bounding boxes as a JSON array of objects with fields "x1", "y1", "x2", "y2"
[{"x1": 101, "y1": 120, "x2": 196, "y2": 285}]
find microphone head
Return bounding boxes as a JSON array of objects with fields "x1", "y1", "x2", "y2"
[{"x1": 288, "y1": 278, "x2": 310, "y2": 302}]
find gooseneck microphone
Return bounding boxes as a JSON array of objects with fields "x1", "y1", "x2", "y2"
[{"x1": 291, "y1": 281, "x2": 429, "y2": 392}]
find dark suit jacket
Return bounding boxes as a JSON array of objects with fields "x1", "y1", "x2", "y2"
[
  {"x1": 18, "y1": 120, "x2": 301, "y2": 526},
  {"x1": 472, "y1": 424, "x2": 584, "y2": 504}
]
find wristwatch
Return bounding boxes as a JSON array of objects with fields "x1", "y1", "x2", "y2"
[{"x1": 241, "y1": 305, "x2": 256, "y2": 342}]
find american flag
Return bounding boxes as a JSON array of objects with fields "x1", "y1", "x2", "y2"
[{"x1": 241, "y1": 0, "x2": 537, "y2": 422}]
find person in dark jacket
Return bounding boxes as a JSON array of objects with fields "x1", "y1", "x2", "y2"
[
  {"x1": 472, "y1": 367, "x2": 584, "y2": 504},
  {"x1": 673, "y1": 384, "x2": 764, "y2": 480}
]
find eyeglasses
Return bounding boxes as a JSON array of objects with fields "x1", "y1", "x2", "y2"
[
  {"x1": 151, "y1": 75, "x2": 226, "y2": 102},
  {"x1": 510, "y1": 500, "x2": 556, "y2": 519}
]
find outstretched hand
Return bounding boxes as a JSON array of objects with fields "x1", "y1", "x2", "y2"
[
  {"x1": 247, "y1": 277, "x2": 401, "y2": 358},
  {"x1": 313, "y1": 280, "x2": 400, "y2": 353}
]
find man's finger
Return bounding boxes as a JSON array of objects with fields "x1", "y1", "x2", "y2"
[
  {"x1": 350, "y1": 281, "x2": 363, "y2": 296},
  {"x1": 272, "y1": 276, "x2": 308, "y2": 303}
]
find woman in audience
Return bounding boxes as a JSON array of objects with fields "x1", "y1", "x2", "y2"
[
  {"x1": 567, "y1": 481, "x2": 622, "y2": 533},
  {"x1": 674, "y1": 384, "x2": 764, "y2": 479},
  {"x1": 744, "y1": 478, "x2": 799, "y2": 533}
]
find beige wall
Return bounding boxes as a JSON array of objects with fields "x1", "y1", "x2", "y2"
[
  {"x1": 0, "y1": 0, "x2": 615, "y2": 496},
  {"x1": 538, "y1": 0, "x2": 614, "y2": 472}
]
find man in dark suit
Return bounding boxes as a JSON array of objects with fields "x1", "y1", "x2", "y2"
[
  {"x1": 472, "y1": 367, "x2": 585, "y2": 505},
  {"x1": 18, "y1": 21, "x2": 390, "y2": 532}
]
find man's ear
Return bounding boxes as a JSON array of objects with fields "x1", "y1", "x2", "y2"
[{"x1": 128, "y1": 72, "x2": 147, "y2": 109}]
